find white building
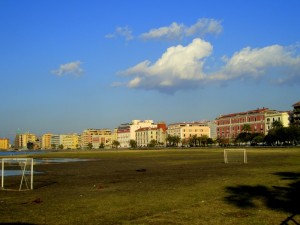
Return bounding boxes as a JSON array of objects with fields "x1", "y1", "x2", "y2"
[
  {"x1": 117, "y1": 120, "x2": 155, "y2": 147},
  {"x1": 135, "y1": 123, "x2": 167, "y2": 147}
]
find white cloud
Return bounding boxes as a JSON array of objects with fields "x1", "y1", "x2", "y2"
[
  {"x1": 214, "y1": 45, "x2": 300, "y2": 81},
  {"x1": 52, "y1": 61, "x2": 84, "y2": 77},
  {"x1": 140, "y1": 18, "x2": 222, "y2": 41},
  {"x1": 140, "y1": 22, "x2": 185, "y2": 40},
  {"x1": 105, "y1": 26, "x2": 133, "y2": 41},
  {"x1": 120, "y1": 38, "x2": 213, "y2": 92},
  {"x1": 117, "y1": 39, "x2": 300, "y2": 93}
]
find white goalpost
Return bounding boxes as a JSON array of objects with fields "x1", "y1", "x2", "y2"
[
  {"x1": 1, "y1": 158, "x2": 34, "y2": 191},
  {"x1": 224, "y1": 149, "x2": 247, "y2": 164}
]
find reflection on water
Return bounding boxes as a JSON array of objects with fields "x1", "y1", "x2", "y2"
[{"x1": 1, "y1": 158, "x2": 92, "y2": 176}]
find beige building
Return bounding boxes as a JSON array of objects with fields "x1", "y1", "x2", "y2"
[
  {"x1": 42, "y1": 133, "x2": 52, "y2": 149},
  {"x1": 91, "y1": 132, "x2": 112, "y2": 149},
  {"x1": 167, "y1": 122, "x2": 210, "y2": 143},
  {"x1": 0, "y1": 138, "x2": 9, "y2": 150},
  {"x1": 81, "y1": 129, "x2": 112, "y2": 148},
  {"x1": 265, "y1": 111, "x2": 290, "y2": 133},
  {"x1": 136, "y1": 123, "x2": 167, "y2": 147},
  {"x1": 14, "y1": 133, "x2": 37, "y2": 149}
]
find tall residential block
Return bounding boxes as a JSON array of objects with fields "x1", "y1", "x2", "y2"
[
  {"x1": 42, "y1": 133, "x2": 52, "y2": 149},
  {"x1": 291, "y1": 101, "x2": 300, "y2": 127}
]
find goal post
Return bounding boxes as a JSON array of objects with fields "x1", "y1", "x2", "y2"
[
  {"x1": 224, "y1": 149, "x2": 247, "y2": 164},
  {"x1": 1, "y1": 158, "x2": 34, "y2": 191}
]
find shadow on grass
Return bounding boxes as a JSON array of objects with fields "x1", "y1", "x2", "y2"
[{"x1": 224, "y1": 172, "x2": 300, "y2": 224}]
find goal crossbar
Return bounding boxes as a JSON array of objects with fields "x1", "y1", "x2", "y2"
[
  {"x1": 1, "y1": 158, "x2": 34, "y2": 191},
  {"x1": 224, "y1": 149, "x2": 247, "y2": 164}
]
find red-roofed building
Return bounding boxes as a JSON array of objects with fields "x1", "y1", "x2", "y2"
[
  {"x1": 216, "y1": 108, "x2": 281, "y2": 140},
  {"x1": 135, "y1": 122, "x2": 167, "y2": 147}
]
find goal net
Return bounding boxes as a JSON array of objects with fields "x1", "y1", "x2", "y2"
[
  {"x1": 224, "y1": 149, "x2": 247, "y2": 164},
  {"x1": 1, "y1": 158, "x2": 34, "y2": 191}
]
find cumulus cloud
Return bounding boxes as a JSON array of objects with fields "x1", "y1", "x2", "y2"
[
  {"x1": 105, "y1": 26, "x2": 133, "y2": 41},
  {"x1": 120, "y1": 38, "x2": 213, "y2": 92},
  {"x1": 140, "y1": 18, "x2": 222, "y2": 41},
  {"x1": 52, "y1": 61, "x2": 84, "y2": 77},
  {"x1": 117, "y1": 39, "x2": 300, "y2": 93}
]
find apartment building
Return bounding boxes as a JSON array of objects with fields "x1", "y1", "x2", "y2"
[
  {"x1": 291, "y1": 101, "x2": 300, "y2": 127},
  {"x1": 135, "y1": 122, "x2": 167, "y2": 147},
  {"x1": 167, "y1": 122, "x2": 210, "y2": 141},
  {"x1": 117, "y1": 120, "x2": 155, "y2": 148},
  {"x1": 42, "y1": 133, "x2": 52, "y2": 149},
  {"x1": 91, "y1": 132, "x2": 112, "y2": 148},
  {"x1": 50, "y1": 135, "x2": 60, "y2": 149},
  {"x1": 14, "y1": 133, "x2": 37, "y2": 149},
  {"x1": 215, "y1": 108, "x2": 287, "y2": 140},
  {"x1": 0, "y1": 138, "x2": 9, "y2": 150},
  {"x1": 81, "y1": 129, "x2": 112, "y2": 148},
  {"x1": 60, "y1": 134, "x2": 79, "y2": 149}
]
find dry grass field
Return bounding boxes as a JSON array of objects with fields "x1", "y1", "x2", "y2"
[{"x1": 0, "y1": 148, "x2": 300, "y2": 225}]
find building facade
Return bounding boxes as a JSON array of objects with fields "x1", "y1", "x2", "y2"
[
  {"x1": 14, "y1": 133, "x2": 37, "y2": 149},
  {"x1": 291, "y1": 101, "x2": 300, "y2": 127},
  {"x1": 81, "y1": 129, "x2": 112, "y2": 148},
  {"x1": 215, "y1": 108, "x2": 288, "y2": 140},
  {"x1": 265, "y1": 111, "x2": 290, "y2": 133},
  {"x1": 135, "y1": 123, "x2": 167, "y2": 147},
  {"x1": 50, "y1": 135, "x2": 60, "y2": 149},
  {"x1": 117, "y1": 120, "x2": 155, "y2": 148},
  {"x1": 167, "y1": 122, "x2": 210, "y2": 142},
  {"x1": 42, "y1": 133, "x2": 52, "y2": 149},
  {"x1": 60, "y1": 134, "x2": 79, "y2": 149},
  {"x1": 0, "y1": 138, "x2": 9, "y2": 150}
]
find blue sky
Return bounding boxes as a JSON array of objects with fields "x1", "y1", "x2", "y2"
[{"x1": 1, "y1": 0, "x2": 300, "y2": 141}]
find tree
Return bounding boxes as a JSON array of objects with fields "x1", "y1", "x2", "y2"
[
  {"x1": 129, "y1": 139, "x2": 137, "y2": 148},
  {"x1": 99, "y1": 143, "x2": 105, "y2": 149},
  {"x1": 272, "y1": 120, "x2": 283, "y2": 129},
  {"x1": 51, "y1": 144, "x2": 56, "y2": 149},
  {"x1": 189, "y1": 135, "x2": 198, "y2": 147},
  {"x1": 58, "y1": 144, "x2": 64, "y2": 150},
  {"x1": 87, "y1": 143, "x2": 93, "y2": 150},
  {"x1": 242, "y1": 124, "x2": 251, "y2": 133},
  {"x1": 166, "y1": 135, "x2": 181, "y2": 147},
  {"x1": 112, "y1": 140, "x2": 120, "y2": 149},
  {"x1": 27, "y1": 142, "x2": 34, "y2": 150},
  {"x1": 200, "y1": 135, "x2": 209, "y2": 146},
  {"x1": 148, "y1": 139, "x2": 157, "y2": 147}
]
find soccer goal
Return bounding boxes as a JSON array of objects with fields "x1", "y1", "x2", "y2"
[
  {"x1": 1, "y1": 158, "x2": 34, "y2": 191},
  {"x1": 224, "y1": 149, "x2": 247, "y2": 164}
]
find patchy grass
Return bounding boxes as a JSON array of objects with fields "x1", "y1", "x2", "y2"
[{"x1": 0, "y1": 148, "x2": 300, "y2": 224}]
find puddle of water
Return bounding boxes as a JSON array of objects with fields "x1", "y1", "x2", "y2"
[{"x1": 1, "y1": 158, "x2": 92, "y2": 176}]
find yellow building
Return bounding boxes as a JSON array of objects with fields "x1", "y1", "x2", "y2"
[
  {"x1": 14, "y1": 133, "x2": 37, "y2": 149},
  {"x1": 0, "y1": 138, "x2": 9, "y2": 150},
  {"x1": 42, "y1": 133, "x2": 53, "y2": 149},
  {"x1": 167, "y1": 122, "x2": 210, "y2": 144},
  {"x1": 60, "y1": 134, "x2": 79, "y2": 149}
]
